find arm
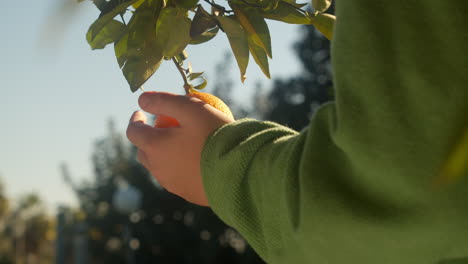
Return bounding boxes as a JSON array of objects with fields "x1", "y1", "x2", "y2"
[{"x1": 201, "y1": 1, "x2": 468, "y2": 263}]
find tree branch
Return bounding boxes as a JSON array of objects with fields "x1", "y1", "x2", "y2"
[{"x1": 172, "y1": 57, "x2": 191, "y2": 94}]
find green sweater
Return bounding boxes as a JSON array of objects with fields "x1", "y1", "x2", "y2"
[{"x1": 201, "y1": 1, "x2": 468, "y2": 263}]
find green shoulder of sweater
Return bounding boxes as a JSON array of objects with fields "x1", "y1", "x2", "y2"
[{"x1": 201, "y1": 1, "x2": 468, "y2": 263}]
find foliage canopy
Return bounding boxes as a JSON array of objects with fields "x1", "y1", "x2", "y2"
[{"x1": 85, "y1": 0, "x2": 335, "y2": 92}]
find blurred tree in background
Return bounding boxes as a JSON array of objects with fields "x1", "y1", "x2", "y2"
[
  {"x1": 260, "y1": 27, "x2": 332, "y2": 130},
  {"x1": 0, "y1": 184, "x2": 55, "y2": 264},
  {"x1": 254, "y1": 9, "x2": 334, "y2": 130},
  {"x1": 63, "y1": 119, "x2": 264, "y2": 263},
  {"x1": 0, "y1": 180, "x2": 10, "y2": 264}
]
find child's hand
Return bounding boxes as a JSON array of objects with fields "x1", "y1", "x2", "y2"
[{"x1": 126, "y1": 92, "x2": 234, "y2": 206}]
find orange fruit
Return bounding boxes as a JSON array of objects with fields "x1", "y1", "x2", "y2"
[
  {"x1": 155, "y1": 92, "x2": 234, "y2": 128},
  {"x1": 155, "y1": 115, "x2": 180, "y2": 128}
]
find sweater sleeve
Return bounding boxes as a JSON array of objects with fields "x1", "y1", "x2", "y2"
[{"x1": 201, "y1": 1, "x2": 468, "y2": 263}]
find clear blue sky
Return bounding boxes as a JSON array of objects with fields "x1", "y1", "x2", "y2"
[{"x1": 0, "y1": 0, "x2": 303, "y2": 211}]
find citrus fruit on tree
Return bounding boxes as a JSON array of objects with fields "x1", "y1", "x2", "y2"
[{"x1": 155, "y1": 91, "x2": 234, "y2": 128}]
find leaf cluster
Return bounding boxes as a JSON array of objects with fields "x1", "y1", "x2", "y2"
[{"x1": 85, "y1": 0, "x2": 335, "y2": 92}]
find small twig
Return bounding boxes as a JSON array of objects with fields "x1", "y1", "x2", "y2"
[
  {"x1": 172, "y1": 57, "x2": 191, "y2": 94},
  {"x1": 120, "y1": 13, "x2": 127, "y2": 26},
  {"x1": 203, "y1": 0, "x2": 233, "y2": 14}
]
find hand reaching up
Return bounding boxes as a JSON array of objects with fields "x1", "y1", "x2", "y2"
[{"x1": 126, "y1": 92, "x2": 235, "y2": 206}]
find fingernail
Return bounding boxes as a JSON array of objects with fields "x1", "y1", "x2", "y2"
[{"x1": 129, "y1": 111, "x2": 143, "y2": 123}]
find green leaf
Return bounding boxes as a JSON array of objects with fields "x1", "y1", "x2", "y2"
[
  {"x1": 312, "y1": 0, "x2": 332, "y2": 13},
  {"x1": 189, "y1": 71, "x2": 204, "y2": 80},
  {"x1": 173, "y1": 0, "x2": 199, "y2": 9},
  {"x1": 308, "y1": 12, "x2": 335, "y2": 40},
  {"x1": 259, "y1": 0, "x2": 280, "y2": 11},
  {"x1": 87, "y1": 19, "x2": 125, "y2": 49},
  {"x1": 193, "y1": 76, "x2": 208, "y2": 89},
  {"x1": 261, "y1": 1, "x2": 310, "y2": 24},
  {"x1": 175, "y1": 50, "x2": 189, "y2": 62},
  {"x1": 435, "y1": 125, "x2": 468, "y2": 187},
  {"x1": 115, "y1": 6, "x2": 164, "y2": 92},
  {"x1": 87, "y1": 0, "x2": 138, "y2": 43},
  {"x1": 114, "y1": 33, "x2": 129, "y2": 68},
  {"x1": 155, "y1": 8, "x2": 192, "y2": 58},
  {"x1": 99, "y1": 0, "x2": 136, "y2": 17},
  {"x1": 216, "y1": 15, "x2": 249, "y2": 83},
  {"x1": 189, "y1": 27, "x2": 219, "y2": 45},
  {"x1": 190, "y1": 5, "x2": 217, "y2": 38},
  {"x1": 281, "y1": 0, "x2": 308, "y2": 9},
  {"x1": 230, "y1": 4, "x2": 272, "y2": 58},
  {"x1": 248, "y1": 37, "x2": 270, "y2": 79},
  {"x1": 132, "y1": 0, "x2": 145, "y2": 8}
]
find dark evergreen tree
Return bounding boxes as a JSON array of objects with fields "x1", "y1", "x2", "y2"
[
  {"x1": 258, "y1": 19, "x2": 334, "y2": 130},
  {"x1": 64, "y1": 120, "x2": 264, "y2": 263}
]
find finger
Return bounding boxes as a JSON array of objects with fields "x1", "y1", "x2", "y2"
[
  {"x1": 129, "y1": 110, "x2": 147, "y2": 124},
  {"x1": 136, "y1": 149, "x2": 150, "y2": 169},
  {"x1": 138, "y1": 92, "x2": 207, "y2": 125},
  {"x1": 127, "y1": 111, "x2": 157, "y2": 150}
]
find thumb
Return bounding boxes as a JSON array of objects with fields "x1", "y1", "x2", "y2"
[{"x1": 138, "y1": 92, "x2": 208, "y2": 124}]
